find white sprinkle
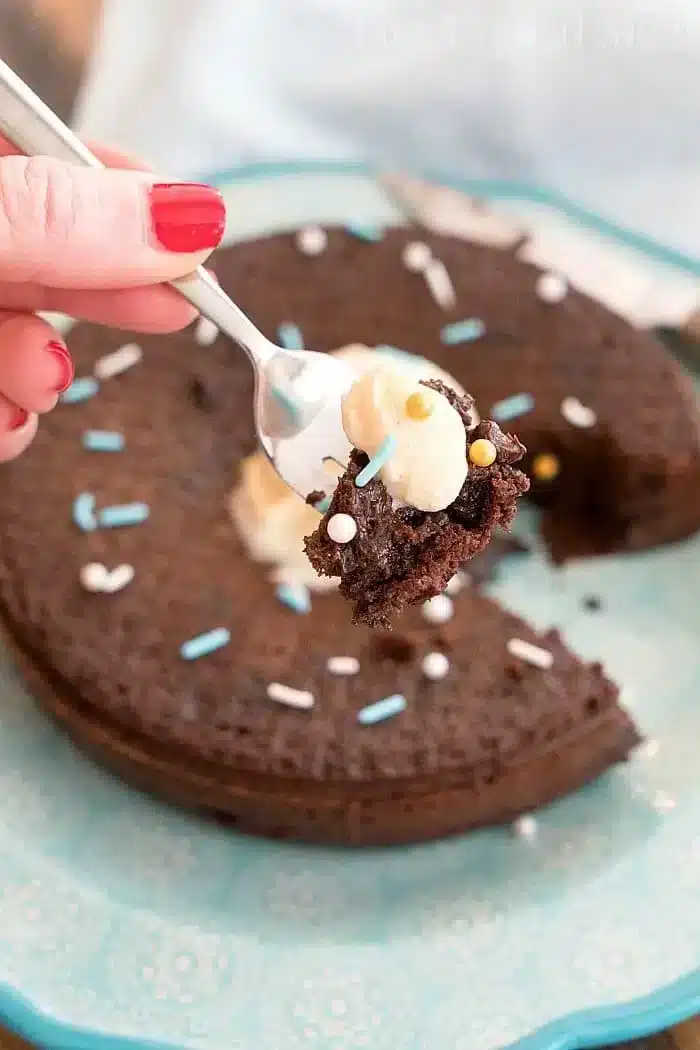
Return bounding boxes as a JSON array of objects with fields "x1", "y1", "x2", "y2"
[
  {"x1": 402, "y1": 240, "x2": 432, "y2": 273},
  {"x1": 327, "y1": 513, "x2": 358, "y2": 544},
  {"x1": 102, "y1": 564, "x2": 135, "y2": 593},
  {"x1": 536, "y1": 271, "x2": 568, "y2": 304},
  {"x1": 560, "y1": 396, "x2": 597, "y2": 429},
  {"x1": 266, "y1": 682, "x2": 315, "y2": 710},
  {"x1": 507, "y1": 637, "x2": 553, "y2": 670},
  {"x1": 94, "y1": 342, "x2": 143, "y2": 380},
  {"x1": 445, "y1": 571, "x2": 470, "y2": 596},
  {"x1": 422, "y1": 594, "x2": 454, "y2": 625},
  {"x1": 326, "y1": 656, "x2": 360, "y2": 676},
  {"x1": 424, "y1": 259, "x2": 456, "y2": 309},
  {"x1": 194, "y1": 317, "x2": 219, "y2": 346},
  {"x1": 297, "y1": 225, "x2": 328, "y2": 256},
  {"x1": 513, "y1": 814, "x2": 539, "y2": 840},
  {"x1": 421, "y1": 651, "x2": 450, "y2": 681},
  {"x1": 636, "y1": 738, "x2": 660, "y2": 760},
  {"x1": 651, "y1": 791, "x2": 676, "y2": 814},
  {"x1": 79, "y1": 563, "x2": 109, "y2": 593}
]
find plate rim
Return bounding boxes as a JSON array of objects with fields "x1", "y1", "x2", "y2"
[{"x1": 1, "y1": 159, "x2": 698, "y2": 1050}]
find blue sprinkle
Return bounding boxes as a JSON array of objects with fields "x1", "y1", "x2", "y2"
[
  {"x1": 315, "y1": 494, "x2": 331, "y2": 513},
  {"x1": 180, "y1": 627, "x2": 231, "y2": 661},
  {"x1": 276, "y1": 583, "x2": 311, "y2": 614},
  {"x1": 73, "y1": 492, "x2": 97, "y2": 532},
  {"x1": 346, "y1": 224, "x2": 383, "y2": 242},
  {"x1": 355, "y1": 434, "x2": 398, "y2": 488},
  {"x1": 271, "y1": 384, "x2": 300, "y2": 422},
  {"x1": 490, "y1": 393, "x2": 535, "y2": 422},
  {"x1": 99, "y1": 502, "x2": 150, "y2": 528},
  {"x1": 82, "y1": 430, "x2": 125, "y2": 452},
  {"x1": 61, "y1": 377, "x2": 99, "y2": 404},
  {"x1": 441, "y1": 318, "x2": 486, "y2": 345},
  {"x1": 277, "y1": 322, "x2": 304, "y2": 350},
  {"x1": 358, "y1": 693, "x2": 407, "y2": 726}
]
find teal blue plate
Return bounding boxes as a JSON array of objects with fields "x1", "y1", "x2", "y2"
[{"x1": 1, "y1": 165, "x2": 700, "y2": 1050}]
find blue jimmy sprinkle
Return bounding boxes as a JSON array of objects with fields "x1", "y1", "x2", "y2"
[
  {"x1": 99, "y1": 502, "x2": 150, "y2": 528},
  {"x1": 276, "y1": 583, "x2": 311, "y2": 614},
  {"x1": 82, "y1": 430, "x2": 125, "y2": 452},
  {"x1": 271, "y1": 384, "x2": 300, "y2": 422},
  {"x1": 441, "y1": 318, "x2": 486, "y2": 345},
  {"x1": 355, "y1": 434, "x2": 398, "y2": 488},
  {"x1": 73, "y1": 492, "x2": 97, "y2": 532},
  {"x1": 358, "y1": 693, "x2": 407, "y2": 726},
  {"x1": 277, "y1": 322, "x2": 304, "y2": 350},
  {"x1": 61, "y1": 377, "x2": 99, "y2": 404},
  {"x1": 346, "y1": 224, "x2": 383, "y2": 243},
  {"x1": 490, "y1": 392, "x2": 535, "y2": 422},
  {"x1": 315, "y1": 494, "x2": 331, "y2": 513},
  {"x1": 180, "y1": 627, "x2": 231, "y2": 661}
]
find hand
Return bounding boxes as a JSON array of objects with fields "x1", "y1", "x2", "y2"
[{"x1": 0, "y1": 139, "x2": 226, "y2": 460}]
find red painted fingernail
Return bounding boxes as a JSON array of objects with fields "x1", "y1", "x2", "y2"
[
  {"x1": 149, "y1": 183, "x2": 225, "y2": 253},
  {"x1": 8, "y1": 406, "x2": 28, "y2": 431},
  {"x1": 46, "y1": 339, "x2": 74, "y2": 393}
]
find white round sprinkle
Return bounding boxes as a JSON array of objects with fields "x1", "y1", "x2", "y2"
[
  {"x1": 560, "y1": 396, "x2": 597, "y2": 429},
  {"x1": 506, "y1": 637, "x2": 554, "y2": 670},
  {"x1": 194, "y1": 317, "x2": 219, "y2": 346},
  {"x1": 445, "y1": 571, "x2": 470, "y2": 596},
  {"x1": 266, "y1": 682, "x2": 315, "y2": 710},
  {"x1": 326, "y1": 656, "x2": 360, "y2": 676},
  {"x1": 327, "y1": 513, "x2": 357, "y2": 544},
  {"x1": 94, "y1": 342, "x2": 143, "y2": 380},
  {"x1": 422, "y1": 594, "x2": 454, "y2": 625},
  {"x1": 297, "y1": 225, "x2": 328, "y2": 256},
  {"x1": 402, "y1": 240, "x2": 432, "y2": 273},
  {"x1": 513, "y1": 814, "x2": 538, "y2": 840},
  {"x1": 80, "y1": 562, "x2": 108, "y2": 593},
  {"x1": 102, "y1": 564, "x2": 135, "y2": 593},
  {"x1": 536, "y1": 271, "x2": 568, "y2": 304},
  {"x1": 424, "y1": 259, "x2": 457, "y2": 309},
  {"x1": 421, "y1": 651, "x2": 450, "y2": 681}
]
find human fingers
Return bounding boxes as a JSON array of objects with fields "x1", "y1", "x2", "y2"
[
  {"x1": 0, "y1": 396, "x2": 38, "y2": 462},
  {"x1": 0, "y1": 312, "x2": 74, "y2": 415}
]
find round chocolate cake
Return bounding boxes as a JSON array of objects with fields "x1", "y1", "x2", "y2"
[{"x1": 1, "y1": 225, "x2": 693, "y2": 846}]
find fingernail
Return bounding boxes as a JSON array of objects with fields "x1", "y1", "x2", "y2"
[
  {"x1": 149, "y1": 183, "x2": 225, "y2": 253},
  {"x1": 8, "y1": 406, "x2": 28, "y2": 431},
  {"x1": 46, "y1": 339, "x2": 74, "y2": 393}
]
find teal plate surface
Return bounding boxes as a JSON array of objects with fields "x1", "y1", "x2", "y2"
[{"x1": 0, "y1": 166, "x2": 699, "y2": 1050}]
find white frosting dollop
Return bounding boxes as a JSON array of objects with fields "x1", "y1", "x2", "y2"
[{"x1": 341, "y1": 364, "x2": 468, "y2": 511}]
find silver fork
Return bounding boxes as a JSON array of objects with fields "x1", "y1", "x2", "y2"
[{"x1": 0, "y1": 59, "x2": 355, "y2": 503}]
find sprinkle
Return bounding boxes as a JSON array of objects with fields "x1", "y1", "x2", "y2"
[
  {"x1": 271, "y1": 384, "x2": 300, "y2": 421},
  {"x1": 469, "y1": 438, "x2": 497, "y2": 467},
  {"x1": 445, "y1": 571, "x2": 469, "y2": 596},
  {"x1": 441, "y1": 318, "x2": 486, "y2": 345},
  {"x1": 101, "y1": 564, "x2": 135, "y2": 593},
  {"x1": 583, "y1": 594, "x2": 603, "y2": 612},
  {"x1": 636, "y1": 738, "x2": 660, "y2": 760},
  {"x1": 73, "y1": 492, "x2": 97, "y2": 532},
  {"x1": 94, "y1": 342, "x2": 143, "y2": 380},
  {"x1": 180, "y1": 627, "x2": 231, "y2": 661},
  {"x1": 327, "y1": 513, "x2": 357, "y2": 544},
  {"x1": 267, "y1": 682, "x2": 315, "y2": 710},
  {"x1": 277, "y1": 322, "x2": 304, "y2": 350},
  {"x1": 297, "y1": 226, "x2": 327, "y2": 256},
  {"x1": 560, "y1": 396, "x2": 597, "y2": 429},
  {"x1": 513, "y1": 814, "x2": 539, "y2": 840},
  {"x1": 507, "y1": 637, "x2": 553, "y2": 670},
  {"x1": 651, "y1": 791, "x2": 676, "y2": 814},
  {"x1": 346, "y1": 224, "x2": 383, "y2": 242},
  {"x1": 194, "y1": 317, "x2": 219, "y2": 346},
  {"x1": 99, "y1": 502, "x2": 150, "y2": 528},
  {"x1": 422, "y1": 594, "x2": 454, "y2": 625},
  {"x1": 536, "y1": 272, "x2": 568, "y2": 303},
  {"x1": 276, "y1": 582, "x2": 311, "y2": 614},
  {"x1": 402, "y1": 240, "x2": 432, "y2": 273},
  {"x1": 532, "y1": 452, "x2": 560, "y2": 482},
  {"x1": 405, "y1": 391, "x2": 433, "y2": 420},
  {"x1": 358, "y1": 693, "x2": 406, "y2": 726},
  {"x1": 79, "y1": 563, "x2": 108, "y2": 592},
  {"x1": 424, "y1": 259, "x2": 456, "y2": 309},
  {"x1": 355, "y1": 434, "x2": 398, "y2": 487},
  {"x1": 315, "y1": 494, "x2": 331, "y2": 513},
  {"x1": 490, "y1": 393, "x2": 535, "y2": 422},
  {"x1": 82, "y1": 430, "x2": 125, "y2": 452},
  {"x1": 61, "y1": 376, "x2": 99, "y2": 404},
  {"x1": 376, "y1": 345, "x2": 420, "y2": 365},
  {"x1": 326, "y1": 656, "x2": 360, "y2": 676},
  {"x1": 421, "y1": 651, "x2": 450, "y2": 681}
]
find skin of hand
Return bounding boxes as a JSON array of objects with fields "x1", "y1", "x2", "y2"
[{"x1": 0, "y1": 137, "x2": 226, "y2": 460}]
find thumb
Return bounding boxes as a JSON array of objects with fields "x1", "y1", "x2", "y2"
[{"x1": 0, "y1": 156, "x2": 225, "y2": 289}]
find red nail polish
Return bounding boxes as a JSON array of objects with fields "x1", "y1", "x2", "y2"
[
  {"x1": 8, "y1": 406, "x2": 28, "y2": 431},
  {"x1": 149, "y1": 183, "x2": 225, "y2": 253},
  {"x1": 46, "y1": 339, "x2": 74, "y2": 393}
]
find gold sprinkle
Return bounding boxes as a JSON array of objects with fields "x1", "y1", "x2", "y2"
[
  {"x1": 405, "y1": 391, "x2": 434, "y2": 420},
  {"x1": 469, "y1": 438, "x2": 497, "y2": 467},
  {"x1": 533, "y1": 452, "x2": 560, "y2": 482}
]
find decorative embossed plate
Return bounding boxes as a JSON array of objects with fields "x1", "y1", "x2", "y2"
[{"x1": 0, "y1": 166, "x2": 699, "y2": 1050}]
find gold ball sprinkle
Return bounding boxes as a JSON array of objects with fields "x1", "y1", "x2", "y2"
[
  {"x1": 533, "y1": 452, "x2": 560, "y2": 482},
  {"x1": 405, "y1": 391, "x2": 434, "y2": 420},
  {"x1": 468, "y1": 438, "x2": 497, "y2": 467}
]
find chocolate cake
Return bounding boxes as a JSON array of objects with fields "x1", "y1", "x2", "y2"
[{"x1": 0, "y1": 225, "x2": 674, "y2": 846}]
